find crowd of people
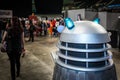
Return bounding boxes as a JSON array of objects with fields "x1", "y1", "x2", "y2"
[
  {"x1": 21, "y1": 17, "x2": 64, "y2": 41},
  {"x1": 0, "y1": 16, "x2": 64, "y2": 43}
]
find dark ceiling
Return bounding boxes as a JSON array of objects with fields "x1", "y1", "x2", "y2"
[
  {"x1": 34, "y1": 0, "x2": 63, "y2": 14},
  {"x1": 64, "y1": 0, "x2": 120, "y2": 9},
  {"x1": 75, "y1": 0, "x2": 120, "y2": 8},
  {"x1": 0, "y1": 0, "x2": 32, "y2": 17},
  {"x1": 0, "y1": 0, "x2": 119, "y2": 17},
  {"x1": 0, "y1": 0, "x2": 63, "y2": 17},
  {"x1": 63, "y1": 0, "x2": 120, "y2": 12}
]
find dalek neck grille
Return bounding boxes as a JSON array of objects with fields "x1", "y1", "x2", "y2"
[{"x1": 57, "y1": 41, "x2": 112, "y2": 71}]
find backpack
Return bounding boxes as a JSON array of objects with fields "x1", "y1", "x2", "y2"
[{"x1": 6, "y1": 28, "x2": 22, "y2": 52}]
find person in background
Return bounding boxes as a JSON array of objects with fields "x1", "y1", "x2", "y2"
[
  {"x1": 28, "y1": 20, "x2": 36, "y2": 42},
  {"x1": 1, "y1": 16, "x2": 25, "y2": 80}
]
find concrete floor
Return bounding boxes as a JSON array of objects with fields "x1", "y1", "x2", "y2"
[{"x1": 0, "y1": 36, "x2": 120, "y2": 80}]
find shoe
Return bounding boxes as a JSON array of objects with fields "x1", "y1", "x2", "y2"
[
  {"x1": 16, "y1": 72, "x2": 20, "y2": 77},
  {"x1": 16, "y1": 74, "x2": 20, "y2": 77}
]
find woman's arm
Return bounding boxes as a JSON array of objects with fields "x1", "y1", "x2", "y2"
[
  {"x1": 1, "y1": 31, "x2": 7, "y2": 44},
  {"x1": 21, "y1": 32, "x2": 25, "y2": 48}
]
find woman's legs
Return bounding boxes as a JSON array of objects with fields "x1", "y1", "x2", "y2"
[
  {"x1": 7, "y1": 51, "x2": 21, "y2": 80},
  {"x1": 15, "y1": 52, "x2": 21, "y2": 77},
  {"x1": 8, "y1": 52, "x2": 16, "y2": 80}
]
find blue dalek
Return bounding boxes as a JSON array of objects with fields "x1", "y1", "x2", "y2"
[{"x1": 52, "y1": 18, "x2": 117, "y2": 80}]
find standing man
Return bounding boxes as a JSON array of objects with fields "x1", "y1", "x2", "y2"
[{"x1": 28, "y1": 20, "x2": 36, "y2": 42}]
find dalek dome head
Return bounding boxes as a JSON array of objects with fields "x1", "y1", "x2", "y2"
[{"x1": 60, "y1": 20, "x2": 110, "y2": 44}]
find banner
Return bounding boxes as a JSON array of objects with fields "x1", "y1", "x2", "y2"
[{"x1": 0, "y1": 10, "x2": 12, "y2": 18}]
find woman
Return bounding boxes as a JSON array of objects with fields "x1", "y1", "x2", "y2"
[{"x1": 2, "y1": 16, "x2": 25, "y2": 80}]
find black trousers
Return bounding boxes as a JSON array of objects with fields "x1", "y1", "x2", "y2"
[
  {"x1": 0, "y1": 30, "x2": 1, "y2": 43},
  {"x1": 7, "y1": 51, "x2": 21, "y2": 80},
  {"x1": 29, "y1": 32, "x2": 34, "y2": 42},
  {"x1": 118, "y1": 32, "x2": 120, "y2": 50}
]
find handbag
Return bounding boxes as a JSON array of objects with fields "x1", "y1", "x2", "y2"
[{"x1": 0, "y1": 41, "x2": 7, "y2": 53}]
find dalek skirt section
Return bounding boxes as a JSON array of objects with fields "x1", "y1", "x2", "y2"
[{"x1": 52, "y1": 20, "x2": 117, "y2": 80}]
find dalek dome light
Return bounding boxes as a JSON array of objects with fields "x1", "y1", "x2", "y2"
[{"x1": 60, "y1": 21, "x2": 111, "y2": 44}]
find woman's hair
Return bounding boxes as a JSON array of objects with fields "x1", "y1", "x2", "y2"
[
  {"x1": 12, "y1": 16, "x2": 21, "y2": 27},
  {"x1": 11, "y1": 16, "x2": 23, "y2": 34}
]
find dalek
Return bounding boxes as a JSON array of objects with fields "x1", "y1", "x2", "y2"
[{"x1": 52, "y1": 18, "x2": 117, "y2": 80}]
